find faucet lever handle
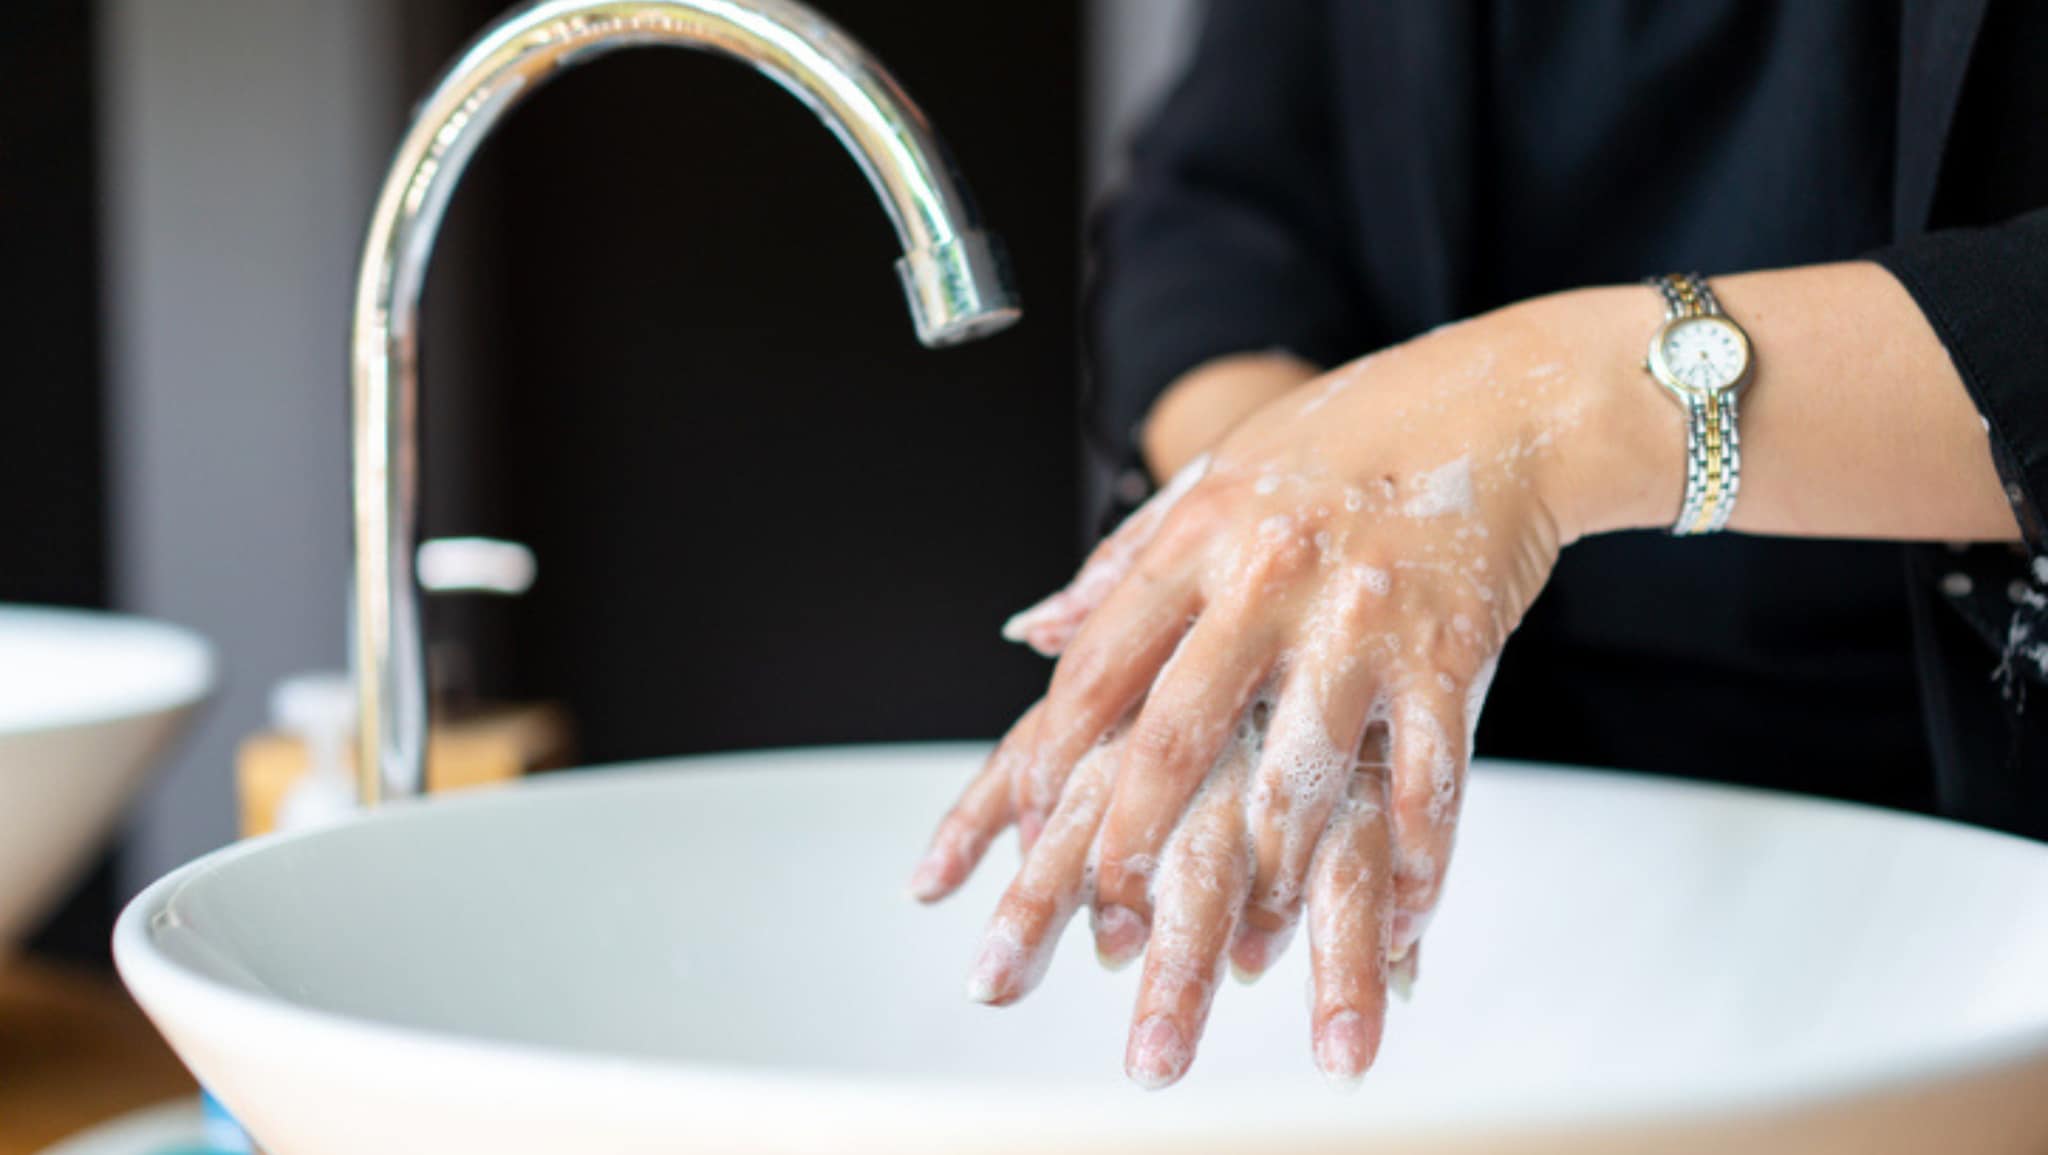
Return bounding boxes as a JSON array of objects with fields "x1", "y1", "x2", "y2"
[{"x1": 416, "y1": 537, "x2": 537, "y2": 597}]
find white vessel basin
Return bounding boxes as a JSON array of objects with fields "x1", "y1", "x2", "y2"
[
  {"x1": 0, "y1": 605, "x2": 213, "y2": 954},
  {"x1": 118, "y1": 744, "x2": 2048, "y2": 1154}
]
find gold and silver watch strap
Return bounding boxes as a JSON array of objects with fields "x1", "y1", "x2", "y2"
[{"x1": 1651, "y1": 273, "x2": 1741, "y2": 536}]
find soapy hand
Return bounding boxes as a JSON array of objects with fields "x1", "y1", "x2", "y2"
[{"x1": 912, "y1": 296, "x2": 1647, "y2": 1088}]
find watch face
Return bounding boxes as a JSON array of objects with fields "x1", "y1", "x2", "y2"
[{"x1": 1658, "y1": 316, "x2": 1749, "y2": 393}]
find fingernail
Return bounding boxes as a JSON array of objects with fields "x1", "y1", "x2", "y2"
[
  {"x1": 1389, "y1": 947, "x2": 1419, "y2": 1002},
  {"x1": 999, "y1": 612, "x2": 1036, "y2": 644},
  {"x1": 1092, "y1": 904, "x2": 1147, "y2": 970},
  {"x1": 1229, "y1": 932, "x2": 1269, "y2": 984},
  {"x1": 1229, "y1": 924, "x2": 1295, "y2": 984},
  {"x1": 1000, "y1": 594, "x2": 1065, "y2": 644},
  {"x1": 965, "y1": 935, "x2": 1019, "y2": 1005},
  {"x1": 907, "y1": 851, "x2": 952, "y2": 903},
  {"x1": 1390, "y1": 907, "x2": 1434, "y2": 956},
  {"x1": 1315, "y1": 1010, "x2": 1376, "y2": 1089},
  {"x1": 1126, "y1": 1015, "x2": 1191, "y2": 1090}
]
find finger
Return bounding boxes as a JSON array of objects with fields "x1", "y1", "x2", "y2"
[
  {"x1": 966, "y1": 730, "x2": 1124, "y2": 1005},
  {"x1": 1237, "y1": 612, "x2": 1387, "y2": 979},
  {"x1": 1012, "y1": 575, "x2": 1201, "y2": 846},
  {"x1": 1386, "y1": 672, "x2": 1470, "y2": 957},
  {"x1": 909, "y1": 702, "x2": 1040, "y2": 902},
  {"x1": 1000, "y1": 453, "x2": 1211, "y2": 657},
  {"x1": 1124, "y1": 743, "x2": 1254, "y2": 1090},
  {"x1": 1091, "y1": 607, "x2": 1274, "y2": 960},
  {"x1": 1241, "y1": 719, "x2": 1393, "y2": 979},
  {"x1": 1306, "y1": 763, "x2": 1395, "y2": 1088}
]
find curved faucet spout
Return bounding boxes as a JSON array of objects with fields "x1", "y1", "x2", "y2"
[{"x1": 351, "y1": 0, "x2": 1022, "y2": 804}]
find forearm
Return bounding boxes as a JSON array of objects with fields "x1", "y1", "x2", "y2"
[
  {"x1": 1141, "y1": 352, "x2": 1321, "y2": 481},
  {"x1": 1141, "y1": 261, "x2": 2019, "y2": 544},
  {"x1": 1541, "y1": 262, "x2": 2021, "y2": 543}
]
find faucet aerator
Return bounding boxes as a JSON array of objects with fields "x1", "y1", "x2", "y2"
[{"x1": 896, "y1": 231, "x2": 1021, "y2": 348}]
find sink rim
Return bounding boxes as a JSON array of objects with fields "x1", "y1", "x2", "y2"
[
  {"x1": 115, "y1": 742, "x2": 2048, "y2": 1141},
  {"x1": 0, "y1": 603, "x2": 215, "y2": 740}
]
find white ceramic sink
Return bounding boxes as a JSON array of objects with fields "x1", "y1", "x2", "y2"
[
  {"x1": 118, "y1": 744, "x2": 2048, "y2": 1154},
  {"x1": 0, "y1": 605, "x2": 212, "y2": 954}
]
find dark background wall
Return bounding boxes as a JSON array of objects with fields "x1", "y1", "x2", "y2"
[
  {"x1": 416, "y1": 1, "x2": 1084, "y2": 763},
  {"x1": 4, "y1": 0, "x2": 115, "y2": 962},
  {"x1": 1, "y1": 3, "x2": 105, "y2": 618}
]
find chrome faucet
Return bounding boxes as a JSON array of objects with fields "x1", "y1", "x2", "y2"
[{"x1": 350, "y1": 0, "x2": 1021, "y2": 805}]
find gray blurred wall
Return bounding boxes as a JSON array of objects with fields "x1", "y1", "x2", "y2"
[
  {"x1": 99, "y1": 0, "x2": 398, "y2": 891},
  {"x1": 1086, "y1": 0, "x2": 1201, "y2": 201}
]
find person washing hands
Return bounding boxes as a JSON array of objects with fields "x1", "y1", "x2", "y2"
[{"x1": 914, "y1": 1, "x2": 2048, "y2": 1089}]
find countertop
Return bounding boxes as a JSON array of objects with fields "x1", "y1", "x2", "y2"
[{"x1": 0, "y1": 960, "x2": 194, "y2": 1155}]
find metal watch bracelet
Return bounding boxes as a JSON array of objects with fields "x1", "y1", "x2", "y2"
[{"x1": 1649, "y1": 273, "x2": 1743, "y2": 535}]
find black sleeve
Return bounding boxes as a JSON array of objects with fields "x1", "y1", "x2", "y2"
[
  {"x1": 1873, "y1": 206, "x2": 2048, "y2": 703},
  {"x1": 1084, "y1": 0, "x2": 1367, "y2": 483},
  {"x1": 1873, "y1": 206, "x2": 2048, "y2": 548}
]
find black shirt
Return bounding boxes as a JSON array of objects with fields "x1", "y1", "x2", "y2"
[{"x1": 1090, "y1": 0, "x2": 2048, "y2": 837}]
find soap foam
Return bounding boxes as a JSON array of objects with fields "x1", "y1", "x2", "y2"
[
  {"x1": 1395, "y1": 696, "x2": 1459, "y2": 827},
  {"x1": 1464, "y1": 654, "x2": 1499, "y2": 752},
  {"x1": 1400, "y1": 456, "x2": 1476, "y2": 519}
]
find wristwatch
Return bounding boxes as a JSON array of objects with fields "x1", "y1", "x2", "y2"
[{"x1": 1644, "y1": 272, "x2": 1752, "y2": 535}]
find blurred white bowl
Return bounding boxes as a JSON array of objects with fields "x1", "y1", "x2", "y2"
[
  {"x1": 1, "y1": 605, "x2": 213, "y2": 954},
  {"x1": 118, "y1": 745, "x2": 2048, "y2": 1154}
]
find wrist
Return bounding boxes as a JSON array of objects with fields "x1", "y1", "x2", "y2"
[{"x1": 1508, "y1": 287, "x2": 1687, "y2": 542}]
